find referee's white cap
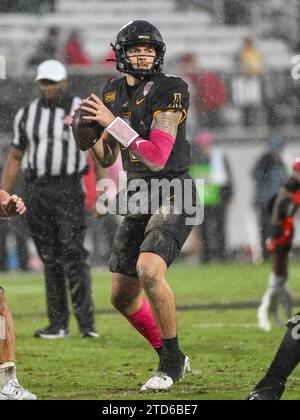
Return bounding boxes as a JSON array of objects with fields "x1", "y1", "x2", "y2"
[{"x1": 36, "y1": 60, "x2": 67, "y2": 82}]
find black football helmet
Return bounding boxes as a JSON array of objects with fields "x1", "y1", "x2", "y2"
[{"x1": 112, "y1": 20, "x2": 166, "y2": 78}]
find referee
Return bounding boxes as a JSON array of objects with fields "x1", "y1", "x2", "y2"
[{"x1": 1, "y1": 60, "x2": 98, "y2": 339}]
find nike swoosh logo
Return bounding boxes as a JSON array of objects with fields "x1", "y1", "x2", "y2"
[
  {"x1": 136, "y1": 98, "x2": 146, "y2": 106},
  {"x1": 136, "y1": 140, "x2": 148, "y2": 147},
  {"x1": 166, "y1": 195, "x2": 176, "y2": 201}
]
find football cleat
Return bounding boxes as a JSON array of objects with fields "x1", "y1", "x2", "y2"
[
  {"x1": 140, "y1": 355, "x2": 190, "y2": 392},
  {"x1": 246, "y1": 384, "x2": 285, "y2": 401},
  {"x1": 0, "y1": 379, "x2": 37, "y2": 400}
]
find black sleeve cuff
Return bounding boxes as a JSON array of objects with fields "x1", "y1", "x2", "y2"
[{"x1": 285, "y1": 177, "x2": 300, "y2": 193}]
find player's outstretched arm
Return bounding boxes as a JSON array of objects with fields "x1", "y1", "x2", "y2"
[{"x1": 1, "y1": 148, "x2": 24, "y2": 195}]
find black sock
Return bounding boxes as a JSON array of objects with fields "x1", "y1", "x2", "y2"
[
  {"x1": 159, "y1": 337, "x2": 186, "y2": 381},
  {"x1": 155, "y1": 346, "x2": 163, "y2": 357},
  {"x1": 262, "y1": 318, "x2": 300, "y2": 386},
  {"x1": 162, "y1": 336, "x2": 180, "y2": 353}
]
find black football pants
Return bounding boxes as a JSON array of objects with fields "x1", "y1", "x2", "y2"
[{"x1": 24, "y1": 176, "x2": 95, "y2": 332}]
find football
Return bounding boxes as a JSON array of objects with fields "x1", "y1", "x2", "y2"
[{"x1": 71, "y1": 97, "x2": 104, "y2": 151}]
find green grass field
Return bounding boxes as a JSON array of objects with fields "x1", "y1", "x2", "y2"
[{"x1": 2, "y1": 262, "x2": 300, "y2": 400}]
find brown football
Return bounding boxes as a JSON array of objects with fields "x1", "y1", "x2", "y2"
[{"x1": 71, "y1": 97, "x2": 104, "y2": 151}]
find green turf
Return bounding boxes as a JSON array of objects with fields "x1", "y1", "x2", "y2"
[{"x1": 1, "y1": 262, "x2": 300, "y2": 400}]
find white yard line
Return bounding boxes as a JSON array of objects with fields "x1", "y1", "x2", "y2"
[{"x1": 191, "y1": 323, "x2": 258, "y2": 329}]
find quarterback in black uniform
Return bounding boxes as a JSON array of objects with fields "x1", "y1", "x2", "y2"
[
  {"x1": 80, "y1": 21, "x2": 199, "y2": 391},
  {"x1": 247, "y1": 160, "x2": 300, "y2": 400}
]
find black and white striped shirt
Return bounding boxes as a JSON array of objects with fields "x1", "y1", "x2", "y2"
[{"x1": 12, "y1": 95, "x2": 87, "y2": 177}]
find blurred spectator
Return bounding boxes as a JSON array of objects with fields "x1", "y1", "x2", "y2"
[
  {"x1": 27, "y1": 27, "x2": 60, "y2": 67},
  {"x1": 232, "y1": 37, "x2": 264, "y2": 126},
  {"x1": 178, "y1": 53, "x2": 227, "y2": 130},
  {"x1": 64, "y1": 31, "x2": 92, "y2": 66},
  {"x1": 263, "y1": 72, "x2": 289, "y2": 127},
  {"x1": 190, "y1": 132, "x2": 233, "y2": 263},
  {"x1": 252, "y1": 138, "x2": 289, "y2": 260},
  {"x1": 224, "y1": 0, "x2": 249, "y2": 25},
  {"x1": 239, "y1": 37, "x2": 263, "y2": 77}
]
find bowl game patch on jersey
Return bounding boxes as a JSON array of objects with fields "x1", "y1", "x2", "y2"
[{"x1": 104, "y1": 92, "x2": 117, "y2": 103}]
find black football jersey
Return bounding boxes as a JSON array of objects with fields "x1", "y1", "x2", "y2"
[{"x1": 102, "y1": 73, "x2": 190, "y2": 180}]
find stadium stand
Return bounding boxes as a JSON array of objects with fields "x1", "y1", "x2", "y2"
[{"x1": 0, "y1": 0, "x2": 294, "y2": 77}]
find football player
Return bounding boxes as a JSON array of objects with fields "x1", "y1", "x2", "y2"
[
  {"x1": 247, "y1": 159, "x2": 300, "y2": 400},
  {"x1": 0, "y1": 190, "x2": 36, "y2": 400},
  {"x1": 79, "y1": 20, "x2": 199, "y2": 391},
  {"x1": 256, "y1": 161, "x2": 300, "y2": 332}
]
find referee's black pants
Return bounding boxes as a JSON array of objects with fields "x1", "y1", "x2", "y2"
[{"x1": 24, "y1": 175, "x2": 95, "y2": 332}]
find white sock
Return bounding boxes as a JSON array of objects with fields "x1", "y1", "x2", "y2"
[
  {"x1": 0, "y1": 362, "x2": 16, "y2": 387},
  {"x1": 268, "y1": 272, "x2": 289, "y2": 293}
]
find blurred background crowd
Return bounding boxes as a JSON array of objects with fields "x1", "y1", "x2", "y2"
[{"x1": 0, "y1": 0, "x2": 300, "y2": 271}]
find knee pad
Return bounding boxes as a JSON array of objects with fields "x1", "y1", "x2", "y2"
[{"x1": 0, "y1": 316, "x2": 6, "y2": 340}]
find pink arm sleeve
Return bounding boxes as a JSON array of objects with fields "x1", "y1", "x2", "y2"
[{"x1": 130, "y1": 129, "x2": 175, "y2": 172}]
